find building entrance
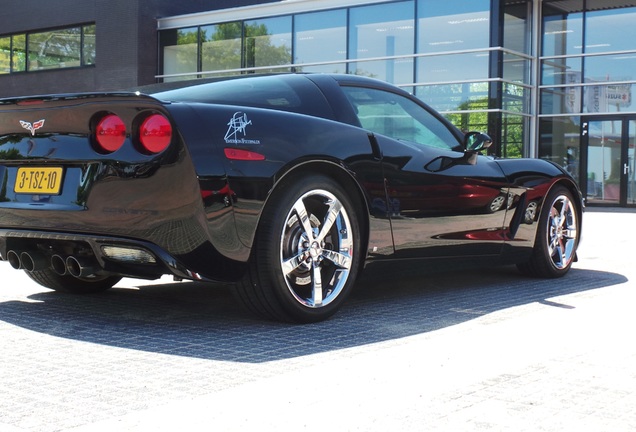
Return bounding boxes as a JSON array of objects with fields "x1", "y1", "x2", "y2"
[{"x1": 582, "y1": 116, "x2": 636, "y2": 207}]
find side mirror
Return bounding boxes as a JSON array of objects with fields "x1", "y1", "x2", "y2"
[{"x1": 464, "y1": 131, "x2": 493, "y2": 152}]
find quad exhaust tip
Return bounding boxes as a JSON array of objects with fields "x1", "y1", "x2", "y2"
[
  {"x1": 7, "y1": 250, "x2": 22, "y2": 270},
  {"x1": 20, "y1": 251, "x2": 48, "y2": 272},
  {"x1": 51, "y1": 255, "x2": 97, "y2": 278},
  {"x1": 6, "y1": 250, "x2": 98, "y2": 278}
]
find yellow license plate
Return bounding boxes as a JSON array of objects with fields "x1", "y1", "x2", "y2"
[{"x1": 14, "y1": 167, "x2": 64, "y2": 194}]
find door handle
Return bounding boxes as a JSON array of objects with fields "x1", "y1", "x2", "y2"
[{"x1": 625, "y1": 163, "x2": 630, "y2": 175}]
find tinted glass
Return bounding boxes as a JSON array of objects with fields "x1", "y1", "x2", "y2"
[
  {"x1": 504, "y1": 0, "x2": 531, "y2": 55},
  {"x1": 542, "y1": 1, "x2": 583, "y2": 56},
  {"x1": 82, "y1": 25, "x2": 96, "y2": 66},
  {"x1": 585, "y1": 53, "x2": 636, "y2": 84},
  {"x1": 538, "y1": 116, "x2": 580, "y2": 176},
  {"x1": 585, "y1": 7, "x2": 636, "y2": 54},
  {"x1": 11, "y1": 35, "x2": 26, "y2": 72},
  {"x1": 28, "y1": 28, "x2": 82, "y2": 70},
  {"x1": 541, "y1": 57, "x2": 582, "y2": 86},
  {"x1": 418, "y1": 52, "x2": 489, "y2": 84},
  {"x1": 244, "y1": 16, "x2": 292, "y2": 70},
  {"x1": 152, "y1": 76, "x2": 332, "y2": 118},
  {"x1": 162, "y1": 27, "x2": 199, "y2": 79},
  {"x1": 417, "y1": 0, "x2": 489, "y2": 84},
  {"x1": 583, "y1": 84, "x2": 635, "y2": 114},
  {"x1": 541, "y1": 87, "x2": 582, "y2": 115},
  {"x1": 416, "y1": 82, "x2": 489, "y2": 112},
  {"x1": 0, "y1": 37, "x2": 9, "y2": 74},
  {"x1": 418, "y1": 0, "x2": 490, "y2": 53},
  {"x1": 349, "y1": 1, "x2": 415, "y2": 83},
  {"x1": 294, "y1": 10, "x2": 347, "y2": 74},
  {"x1": 342, "y1": 86, "x2": 460, "y2": 151},
  {"x1": 201, "y1": 22, "x2": 242, "y2": 72}
]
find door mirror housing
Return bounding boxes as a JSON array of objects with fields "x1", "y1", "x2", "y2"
[{"x1": 464, "y1": 131, "x2": 493, "y2": 152}]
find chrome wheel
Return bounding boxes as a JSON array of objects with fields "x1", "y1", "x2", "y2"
[
  {"x1": 237, "y1": 174, "x2": 362, "y2": 322},
  {"x1": 280, "y1": 189, "x2": 354, "y2": 308},
  {"x1": 517, "y1": 185, "x2": 580, "y2": 278},
  {"x1": 546, "y1": 194, "x2": 577, "y2": 270}
]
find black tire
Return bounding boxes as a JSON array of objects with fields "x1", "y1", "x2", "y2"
[
  {"x1": 236, "y1": 174, "x2": 363, "y2": 323},
  {"x1": 26, "y1": 268, "x2": 121, "y2": 294},
  {"x1": 517, "y1": 185, "x2": 579, "y2": 278}
]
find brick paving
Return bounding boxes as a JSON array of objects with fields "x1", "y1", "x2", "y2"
[{"x1": 0, "y1": 209, "x2": 634, "y2": 431}]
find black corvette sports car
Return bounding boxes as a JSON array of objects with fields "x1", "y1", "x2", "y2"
[{"x1": 0, "y1": 74, "x2": 581, "y2": 322}]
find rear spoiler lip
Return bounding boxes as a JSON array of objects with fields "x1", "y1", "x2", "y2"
[{"x1": 0, "y1": 91, "x2": 160, "y2": 108}]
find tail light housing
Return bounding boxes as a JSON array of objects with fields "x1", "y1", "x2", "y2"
[
  {"x1": 94, "y1": 114, "x2": 126, "y2": 153},
  {"x1": 138, "y1": 114, "x2": 172, "y2": 154}
]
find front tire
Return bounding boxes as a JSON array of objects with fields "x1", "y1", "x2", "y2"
[
  {"x1": 517, "y1": 185, "x2": 579, "y2": 278},
  {"x1": 26, "y1": 269, "x2": 121, "y2": 294},
  {"x1": 236, "y1": 174, "x2": 363, "y2": 323}
]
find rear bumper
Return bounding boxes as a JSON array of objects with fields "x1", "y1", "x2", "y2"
[{"x1": 0, "y1": 229, "x2": 207, "y2": 281}]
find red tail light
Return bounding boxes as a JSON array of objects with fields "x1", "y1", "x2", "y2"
[
  {"x1": 139, "y1": 114, "x2": 172, "y2": 154},
  {"x1": 95, "y1": 114, "x2": 126, "y2": 153}
]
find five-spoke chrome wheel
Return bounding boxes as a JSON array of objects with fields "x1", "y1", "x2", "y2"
[
  {"x1": 237, "y1": 174, "x2": 362, "y2": 323},
  {"x1": 280, "y1": 189, "x2": 354, "y2": 309},
  {"x1": 517, "y1": 185, "x2": 580, "y2": 278},
  {"x1": 546, "y1": 194, "x2": 578, "y2": 270}
]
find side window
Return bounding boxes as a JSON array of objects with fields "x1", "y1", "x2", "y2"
[{"x1": 342, "y1": 86, "x2": 461, "y2": 151}]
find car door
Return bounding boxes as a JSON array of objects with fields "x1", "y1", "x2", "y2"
[{"x1": 341, "y1": 85, "x2": 510, "y2": 259}]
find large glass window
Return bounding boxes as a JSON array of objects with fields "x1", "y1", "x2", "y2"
[
  {"x1": 443, "y1": 98, "x2": 489, "y2": 132},
  {"x1": 244, "y1": 16, "x2": 292, "y2": 71},
  {"x1": 28, "y1": 27, "x2": 83, "y2": 70},
  {"x1": 417, "y1": 0, "x2": 490, "y2": 84},
  {"x1": 583, "y1": 84, "x2": 635, "y2": 114},
  {"x1": 541, "y1": 57, "x2": 582, "y2": 86},
  {"x1": 585, "y1": 54, "x2": 636, "y2": 85},
  {"x1": 504, "y1": 0, "x2": 531, "y2": 55},
  {"x1": 538, "y1": 116, "x2": 581, "y2": 177},
  {"x1": 503, "y1": 0, "x2": 532, "y2": 85},
  {"x1": 417, "y1": 82, "x2": 489, "y2": 113},
  {"x1": 585, "y1": 7, "x2": 636, "y2": 54},
  {"x1": 501, "y1": 113, "x2": 527, "y2": 158},
  {"x1": 541, "y1": 2, "x2": 636, "y2": 117},
  {"x1": 162, "y1": 27, "x2": 199, "y2": 80},
  {"x1": 349, "y1": 1, "x2": 414, "y2": 84},
  {"x1": 12, "y1": 34, "x2": 26, "y2": 73},
  {"x1": 343, "y1": 85, "x2": 460, "y2": 150},
  {"x1": 542, "y1": 0, "x2": 583, "y2": 57},
  {"x1": 82, "y1": 24, "x2": 96, "y2": 66},
  {"x1": 294, "y1": 10, "x2": 347, "y2": 74},
  {"x1": 418, "y1": 0, "x2": 490, "y2": 53},
  {"x1": 201, "y1": 22, "x2": 242, "y2": 73},
  {"x1": 0, "y1": 37, "x2": 9, "y2": 74}
]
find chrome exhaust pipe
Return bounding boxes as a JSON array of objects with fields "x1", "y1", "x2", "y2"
[
  {"x1": 51, "y1": 254, "x2": 68, "y2": 276},
  {"x1": 20, "y1": 251, "x2": 49, "y2": 272},
  {"x1": 66, "y1": 256, "x2": 96, "y2": 278},
  {"x1": 6, "y1": 250, "x2": 22, "y2": 270}
]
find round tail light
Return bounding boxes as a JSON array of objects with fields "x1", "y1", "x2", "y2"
[
  {"x1": 139, "y1": 114, "x2": 172, "y2": 154},
  {"x1": 95, "y1": 114, "x2": 126, "y2": 153}
]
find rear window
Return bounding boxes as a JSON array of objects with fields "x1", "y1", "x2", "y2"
[{"x1": 151, "y1": 75, "x2": 334, "y2": 119}]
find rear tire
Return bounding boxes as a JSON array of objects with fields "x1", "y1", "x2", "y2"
[
  {"x1": 26, "y1": 269, "x2": 121, "y2": 294},
  {"x1": 236, "y1": 174, "x2": 363, "y2": 323},
  {"x1": 517, "y1": 185, "x2": 579, "y2": 278}
]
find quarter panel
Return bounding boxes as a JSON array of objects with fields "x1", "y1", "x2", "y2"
[{"x1": 172, "y1": 103, "x2": 385, "y2": 258}]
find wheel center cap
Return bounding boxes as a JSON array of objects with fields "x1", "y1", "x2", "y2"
[{"x1": 309, "y1": 241, "x2": 322, "y2": 259}]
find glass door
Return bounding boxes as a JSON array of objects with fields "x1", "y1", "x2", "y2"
[{"x1": 583, "y1": 117, "x2": 635, "y2": 206}]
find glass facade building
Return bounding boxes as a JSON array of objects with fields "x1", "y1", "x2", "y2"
[
  {"x1": 2, "y1": 0, "x2": 634, "y2": 207},
  {"x1": 157, "y1": 0, "x2": 636, "y2": 207},
  {"x1": 158, "y1": 0, "x2": 534, "y2": 164}
]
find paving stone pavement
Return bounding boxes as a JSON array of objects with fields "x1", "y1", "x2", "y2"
[{"x1": 0, "y1": 209, "x2": 634, "y2": 431}]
